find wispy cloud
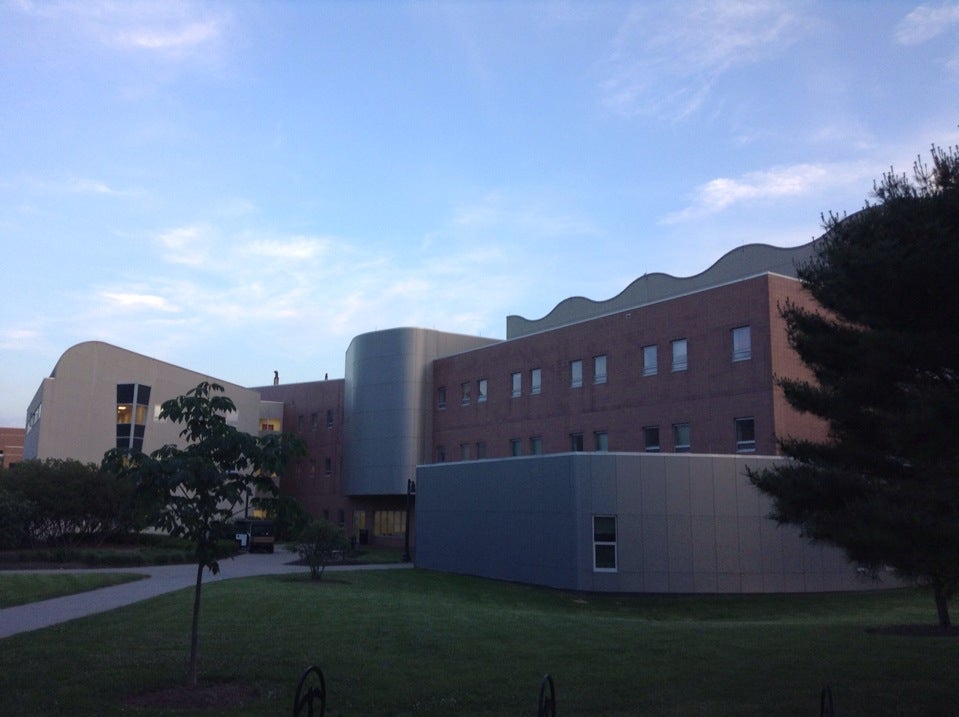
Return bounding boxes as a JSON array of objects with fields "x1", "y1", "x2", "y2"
[
  {"x1": 100, "y1": 292, "x2": 180, "y2": 312},
  {"x1": 240, "y1": 237, "x2": 330, "y2": 262},
  {"x1": 154, "y1": 224, "x2": 212, "y2": 266},
  {"x1": 662, "y1": 161, "x2": 873, "y2": 223},
  {"x1": 602, "y1": 0, "x2": 805, "y2": 120},
  {"x1": 0, "y1": 328, "x2": 42, "y2": 351},
  {"x1": 895, "y1": 2, "x2": 959, "y2": 45}
]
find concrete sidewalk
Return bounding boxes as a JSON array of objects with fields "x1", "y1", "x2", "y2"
[{"x1": 0, "y1": 552, "x2": 412, "y2": 639}]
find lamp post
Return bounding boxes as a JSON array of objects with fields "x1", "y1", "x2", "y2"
[{"x1": 403, "y1": 478, "x2": 416, "y2": 562}]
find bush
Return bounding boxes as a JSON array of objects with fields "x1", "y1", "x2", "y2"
[{"x1": 293, "y1": 520, "x2": 349, "y2": 580}]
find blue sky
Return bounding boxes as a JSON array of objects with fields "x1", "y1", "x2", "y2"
[{"x1": 2, "y1": 1, "x2": 958, "y2": 427}]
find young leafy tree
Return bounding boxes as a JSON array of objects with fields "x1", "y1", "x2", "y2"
[
  {"x1": 102, "y1": 382, "x2": 303, "y2": 686},
  {"x1": 749, "y1": 145, "x2": 959, "y2": 627},
  {"x1": 293, "y1": 519, "x2": 350, "y2": 580}
]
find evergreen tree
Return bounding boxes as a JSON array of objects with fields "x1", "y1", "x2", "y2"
[{"x1": 749, "y1": 145, "x2": 959, "y2": 627}]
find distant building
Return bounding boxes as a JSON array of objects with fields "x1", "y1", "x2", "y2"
[
  {"x1": 20, "y1": 238, "x2": 889, "y2": 593},
  {"x1": 0, "y1": 427, "x2": 24, "y2": 468}
]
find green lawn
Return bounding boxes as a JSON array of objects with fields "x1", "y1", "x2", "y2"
[
  {"x1": 0, "y1": 572, "x2": 147, "y2": 607},
  {"x1": 1, "y1": 569, "x2": 956, "y2": 715}
]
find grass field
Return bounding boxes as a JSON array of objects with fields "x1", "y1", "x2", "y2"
[{"x1": 1, "y1": 569, "x2": 956, "y2": 715}]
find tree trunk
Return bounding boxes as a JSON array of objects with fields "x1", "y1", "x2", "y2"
[
  {"x1": 188, "y1": 560, "x2": 204, "y2": 686},
  {"x1": 933, "y1": 582, "x2": 952, "y2": 628}
]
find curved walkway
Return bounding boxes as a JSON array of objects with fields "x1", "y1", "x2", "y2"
[{"x1": 0, "y1": 552, "x2": 412, "y2": 639}]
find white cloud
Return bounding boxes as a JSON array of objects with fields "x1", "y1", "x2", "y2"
[
  {"x1": 895, "y1": 2, "x2": 959, "y2": 45},
  {"x1": 602, "y1": 0, "x2": 805, "y2": 119},
  {"x1": 240, "y1": 237, "x2": 329, "y2": 262},
  {"x1": 118, "y1": 20, "x2": 219, "y2": 51},
  {"x1": 663, "y1": 161, "x2": 874, "y2": 223},
  {"x1": 100, "y1": 292, "x2": 180, "y2": 312},
  {"x1": 154, "y1": 224, "x2": 211, "y2": 266}
]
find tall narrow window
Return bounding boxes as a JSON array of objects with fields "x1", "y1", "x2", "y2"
[
  {"x1": 531, "y1": 368, "x2": 542, "y2": 395},
  {"x1": 570, "y1": 433, "x2": 584, "y2": 452},
  {"x1": 570, "y1": 360, "x2": 583, "y2": 388},
  {"x1": 594, "y1": 431, "x2": 608, "y2": 451},
  {"x1": 643, "y1": 426, "x2": 660, "y2": 452},
  {"x1": 311, "y1": 412, "x2": 318, "y2": 430},
  {"x1": 436, "y1": 445, "x2": 446, "y2": 462},
  {"x1": 460, "y1": 443, "x2": 471, "y2": 460},
  {"x1": 594, "y1": 355, "x2": 607, "y2": 384},
  {"x1": 643, "y1": 345, "x2": 658, "y2": 376},
  {"x1": 673, "y1": 423, "x2": 691, "y2": 452},
  {"x1": 477, "y1": 378, "x2": 488, "y2": 403},
  {"x1": 530, "y1": 436, "x2": 543, "y2": 455},
  {"x1": 732, "y1": 326, "x2": 752, "y2": 361},
  {"x1": 511, "y1": 372, "x2": 522, "y2": 398},
  {"x1": 593, "y1": 516, "x2": 617, "y2": 571},
  {"x1": 324, "y1": 457, "x2": 332, "y2": 476},
  {"x1": 461, "y1": 382, "x2": 471, "y2": 405},
  {"x1": 510, "y1": 438, "x2": 523, "y2": 456},
  {"x1": 476, "y1": 441, "x2": 487, "y2": 459},
  {"x1": 736, "y1": 417, "x2": 756, "y2": 452},
  {"x1": 671, "y1": 339, "x2": 688, "y2": 372},
  {"x1": 326, "y1": 409, "x2": 334, "y2": 428},
  {"x1": 116, "y1": 383, "x2": 150, "y2": 452},
  {"x1": 437, "y1": 386, "x2": 447, "y2": 409}
]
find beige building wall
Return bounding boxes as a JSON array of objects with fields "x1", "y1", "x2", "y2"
[{"x1": 24, "y1": 341, "x2": 262, "y2": 465}]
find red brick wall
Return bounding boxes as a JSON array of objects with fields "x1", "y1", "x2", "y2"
[
  {"x1": 433, "y1": 275, "x2": 821, "y2": 459},
  {"x1": 0, "y1": 427, "x2": 25, "y2": 468}
]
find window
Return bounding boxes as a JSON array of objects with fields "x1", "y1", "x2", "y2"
[
  {"x1": 570, "y1": 433, "x2": 584, "y2": 452},
  {"x1": 510, "y1": 438, "x2": 522, "y2": 456},
  {"x1": 324, "y1": 457, "x2": 332, "y2": 476},
  {"x1": 310, "y1": 458, "x2": 316, "y2": 477},
  {"x1": 673, "y1": 423, "x2": 691, "y2": 452},
  {"x1": 259, "y1": 421, "x2": 276, "y2": 432},
  {"x1": 373, "y1": 510, "x2": 406, "y2": 537},
  {"x1": 531, "y1": 368, "x2": 542, "y2": 395},
  {"x1": 460, "y1": 443, "x2": 471, "y2": 460},
  {"x1": 326, "y1": 409, "x2": 334, "y2": 428},
  {"x1": 594, "y1": 431, "x2": 608, "y2": 452},
  {"x1": 570, "y1": 360, "x2": 583, "y2": 388},
  {"x1": 530, "y1": 436, "x2": 543, "y2": 455},
  {"x1": 311, "y1": 412, "x2": 318, "y2": 430},
  {"x1": 733, "y1": 326, "x2": 752, "y2": 361},
  {"x1": 436, "y1": 445, "x2": 446, "y2": 462},
  {"x1": 594, "y1": 355, "x2": 607, "y2": 384},
  {"x1": 337, "y1": 509, "x2": 345, "y2": 526},
  {"x1": 593, "y1": 516, "x2": 617, "y2": 571},
  {"x1": 671, "y1": 339, "x2": 688, "y2": 372},
  {"x1": 476, "y1": 441, "x2": 487, "y2": 459},
  {"x1": 297, "y1": 414, "x2": 304, "y2": 432},
  {"x1": 460, "y1": 382, "x2": 471, "y2": 405},
  {"x1": 116, "y1": 383, "x2": 150, "y2": 452},
  {"x1": 643, "y1": 345, "x2": 658, "y2": 376},
  {"x1": 511, "y1": 372, "x2": 522, "y2": 398},
  {"x1": 437, "y1": 386, "x2": 447, "y2": 409},
  {"x1": 736, "y1": 417, "x2": 756, "y2": 452},
  {"x1": 477, "y1": 379, "x2": 488, "y2": 403},
  {"x1": 643, "y1": 425, "x2": 660, "y2": 452}
]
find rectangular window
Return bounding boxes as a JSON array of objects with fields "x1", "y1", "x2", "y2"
[
  {"x1": 673, "y1": 423, "x2": 691, "y2": 452},
  {"x1": 511, "y1": 372, "x2": 522, "y2": 398},
  {"x1": 324, "y1": 457, "x2": 332, "y2": 476},
  {"x1": 310, "y1": 458, "x2": 316, "y2": 476},
  {"x1": 593, "y1": 515, "x2": 617, "y2": 571},
  {"x1": 436, "y1": 445, "x2": 446, "y2": 463},
  {"x1": 594, "y1": 431, "x2": 608, "y2": 452},
  {"x1": 437, "y1": 386, "x2": 447, "y2": 409},
  {"x1": 570, "y1": 360, "x2": 583, "y2": 388},
  {"x1": 594, "y1": 355, "x2": 607, "y2": 384},
  {"x1": 530, "y1": 436, "x2": 543, "y2": 455},
  {"x1": 326, "y1": 409, "x2": 334, "y2": 428},
  {"x1": 477, "y1": 378, "x2": 488, "y2": 403},
  {"x1": 461, "y1": 382, "x2": 471, "y2": 405},
  {"x1": 733, "y1": 326, "x2": 752, "y2": 362},
  {"x1": 311, "y1": 412, "x2": 318, "y2": 430},
  {"x1": 116, "y1": 383, "x2": 151, "y2": 452},
  {"x1": 460, "y1": 443, "x2": 471, "y2": 460},
  {"x1": 643, "y1": 425, "x2": 660, "y2": 452},
  {"x1": 570, "y1": 433, "x2": 584, "y2": 452},
  {"x1": 736, "y1": 417, "x2": 756, "y2": 452},
  {"x1": 531, "y1": 368, "x2": 542, "y2": 395},
  {"x1": 476, "y1": 441, "x2": 487, "y2": 459},
  {"x1": 510, "y1": 438, "x2": 522, "y2": 456},
  {"x1": 643, "y1": 345, "x2": 658, "y2": 376},
  {"x1": 671, "y1": 339, "x2": 688, "y2": 372},
  {"x1": 373, "y1": 510, "x2": 406, "y2": 537},
  {"x1": 297, "y1": 414, "x2": 304, "y2": 432}
]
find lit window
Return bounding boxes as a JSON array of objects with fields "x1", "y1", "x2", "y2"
[
  {"x1": 733, "y1": 326, "x2": 752, "y2": 361},
  {"x1": 438, "y1": 386, "x2": 447, "y2": 409},
  {"x1": 671, "y1": 339, "x2": 688, "y2": 372},
  {"x1": 511, "y1": 372, "x2": 522, "y2": 398},
  {"x1": 116, "y1": 383, "x2": 150, "y2": 452},
  {"x1": 593, "y1": 516, "x2": 617, "y2": 571},
  {"x1": 594, "y1": 355, "x2": 607, "y2": 384},
  {"x1": 736, "y1": 417, "x2": 756, "y2": 452},
  {"x1": 594, "y1": 431, "x2": 608, "y2": 452},
  {"x1": 530, "y1": 436, "x2": 543, "y2": 455},
  {"x1": 477, "y1": 379, "x2": 488, "y2": 403},
  {"x1": 510, "y1": 438, "x2": 522, "y2": 456},
  {"x1": 461, "y1": 382, "x2": 471, "y2": 405},
  {"x1": 570, "y1": 433, "x2": 584, "y2": 452},
  {"x1": 373, "y1": 510, "x2": 407, "y2": 537},
  {"x1": 643, "y1": 345, "x2": 658, "y2": 376},
  {"x1": 673, "y1": 423, "x2": 691, "y2": 452},
  {"x1": 531, "y1": 368, "x2": 542, "y2": 395},
  {"x1": 643, "y1": 426, "x2": 660, "y2": 452},
  {"x1": 570, "y1": 360, "x2": 583, "y2": 388}
]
